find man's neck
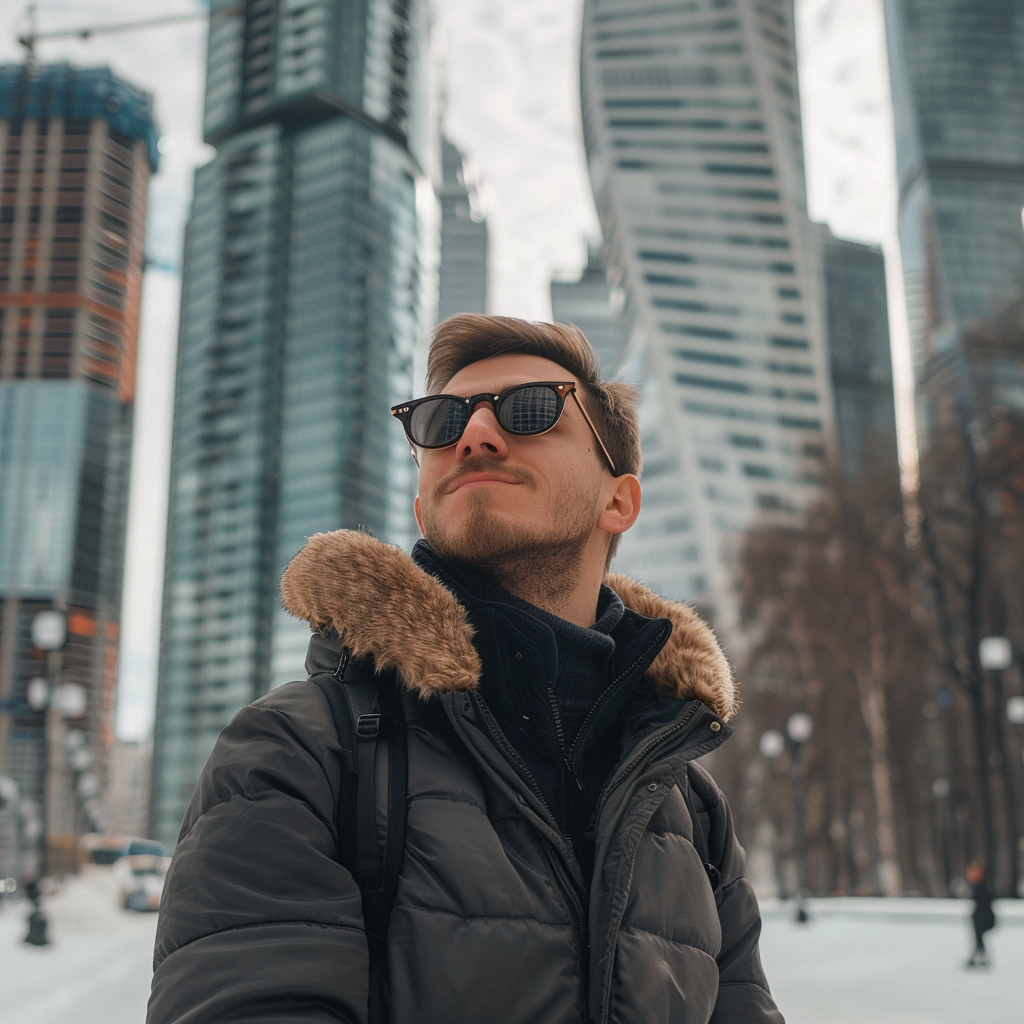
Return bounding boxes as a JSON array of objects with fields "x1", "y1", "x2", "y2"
[
  {"x1": 471, "y1": 534, "x2": 610, "y2": 627},
  {"x1": 493, "y1": 563, "x2": 601, "y2": 627}
]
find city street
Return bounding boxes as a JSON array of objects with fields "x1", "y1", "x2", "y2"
[
  {"x1": 4, "y1": 880, "x2": 1023, "y2": 1024},
  {"x1": 3, "y1": 873, "x2": 157, "y2": 1024}
]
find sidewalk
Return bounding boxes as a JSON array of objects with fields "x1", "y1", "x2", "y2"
[
  {"x1": 760, "y1": 899, "x2": 1024, "y2": 1024},
  {"x1": 2, "y1": 874, "x2": 158, "y2": 1024}
]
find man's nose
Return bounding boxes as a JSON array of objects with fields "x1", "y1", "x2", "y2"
[{"x1": 457, "y1": 401, "x2": 509, "y2": 460}]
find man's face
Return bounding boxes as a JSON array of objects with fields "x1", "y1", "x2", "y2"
[{"x1": 413, "y1": 354, "x2": 609, "y2": 568}]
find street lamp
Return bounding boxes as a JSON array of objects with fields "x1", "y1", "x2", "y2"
[
  {"x1": 22, "y1": 609, "x2": 66, "y2": 947},
  {"x1": 759, "y1": 730, "x2": 785, "y2": 760},
  {"x1": 979, "y1": 637, "x2": 1012, "y2": 673},
  {"x1": 978, "y1": 636, "x2": 1019, "y2": 897},
  {"x1": 1008, "y1": 695, "x2": 1024, "y2": 734},
  {"x1": 786, "y1": 713, "x2": 814, "y2": 922},
  {"x1": 760, "y1": 714, "x2": 814, "y2": 922}
]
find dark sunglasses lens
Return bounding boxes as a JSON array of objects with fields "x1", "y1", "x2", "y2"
[
  {"x1": 409, "y1": 398, "x2": 468, "y2": 447},
  {"x1": 501, "y1": 386, "x2": 560, "y2": 435}
]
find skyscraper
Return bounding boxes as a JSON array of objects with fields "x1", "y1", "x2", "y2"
[
  {"x1": 815, "y1": 225, "x2": 900, "y2": 491},
  {"x1": 550, "y1": 243, "x2": 626, "y2": 375},
  {"x1": 151, "y1": 0, "x2": 436, "y2": 848},
  {"x1": 0, "y1": 64, "x2": 155, "y2": 863},
  {"x1": 437, "y1": 136, "x2": 487, "y2": 321},
  {"x1": 580, "y1": 0, "x2": 833, "y2": 623},
  {"x1": 883, "y1": 0, "x2": 1024, "y2": 433}
]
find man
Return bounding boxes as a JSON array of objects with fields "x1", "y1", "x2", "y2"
[
  {"x1": 965, "y1": 859, "x2": 995, "y2": 968},
  {"x1": 148, "y1": 315, "x2": 783, "y2": 1023}
]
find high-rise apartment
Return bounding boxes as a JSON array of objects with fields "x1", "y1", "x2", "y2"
[
  {"x1": 0, "y1": 64, "x2": 154, "y2": 865},
  {"x1": 580, "y1": 0, "x2": 833, "y2": 622},
  {"x1": 151, "y1": 0, "x2": 436, "y2": 848},
  {"x1": 437, "y1": 136, "x2": 487, "y2": 321},
  {"x1": 550, "y1": 243, "x2": 626, "y2": 375},
  {"x1": 815, "y1": 225, "x2": 899, "y2": 492},
  {"x1": 883, "y1": 0, "x2": 1024, "y2": 434}
]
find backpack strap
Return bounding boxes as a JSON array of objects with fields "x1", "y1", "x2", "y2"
[{"x1": 310, "y1": 649, "x2": 408, "y2": 957}]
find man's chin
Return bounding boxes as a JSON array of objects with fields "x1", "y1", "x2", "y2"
[{"x1": 424, "y1": 510, "x2": 538, "y2": 566}]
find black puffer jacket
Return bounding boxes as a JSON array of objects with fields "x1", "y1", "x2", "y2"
[{"x1": 148, "y1": 531, "x2": 783, "y2": 1024}]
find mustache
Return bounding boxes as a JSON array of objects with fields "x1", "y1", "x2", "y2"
[{"x1": 432, "y1": 457, "x2": 537, "y2": 501}]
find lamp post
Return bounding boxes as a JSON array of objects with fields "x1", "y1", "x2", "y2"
[
  {"x1": 22, "y1": 609, "x2": 66, "y2": 947},
  {"x1": 786, "y1": 713, "x2": 814, "y2": 922},
  {"x1": 760, "y1": 713, "x2": 814, "y2": 922},
  {"x1": 1008, "y1": 694, "x2": 1024, "y2": 897},
  {"x1": 979, "y1": 636, "x2": 1019, "y2": 897}
]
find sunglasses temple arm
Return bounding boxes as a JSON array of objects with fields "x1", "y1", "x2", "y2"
[{"x1": 571, "y1": 391, "x2": 617, "y2": 476}]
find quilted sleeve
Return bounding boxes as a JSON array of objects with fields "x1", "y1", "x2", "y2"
[
  {"x1": 688, "y1": 762, "x2": 786, "y2": 1024},
  {"x1": 147, "y1": 681, "x2": 370, "y2": 1024}
]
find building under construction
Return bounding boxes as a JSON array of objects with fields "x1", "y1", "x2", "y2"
[{"x1": 0, "y1": 62, "x2": 156, "y2": 875}]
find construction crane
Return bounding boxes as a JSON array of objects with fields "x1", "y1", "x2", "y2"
[{"x1": 16, "y1": 3, "x2": 206, "y2": 62}]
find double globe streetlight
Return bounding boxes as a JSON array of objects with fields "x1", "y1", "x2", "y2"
[
  {"x1": 4, "y1": 610, "x2": 89, "y2": 946},
  {"x1": 760, "y1": 712, "x2": 814, "y2": 923}
]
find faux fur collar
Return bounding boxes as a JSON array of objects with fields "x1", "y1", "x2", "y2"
[{"x1": 281, "y1": 530, "x2": 738, "y2": 721}]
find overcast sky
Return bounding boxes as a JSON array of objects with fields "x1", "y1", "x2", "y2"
[{"x1": 0, "y1": 0, "x2": 910, "y2": 741}]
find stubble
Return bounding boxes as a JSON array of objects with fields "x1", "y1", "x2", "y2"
[{"x1": 420, "y1": 457, "x2": 601, "y2": 608}]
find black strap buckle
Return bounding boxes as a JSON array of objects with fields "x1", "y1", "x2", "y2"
[{"x1": 356, "y1": 713, "x2": 381, "y2": 739}]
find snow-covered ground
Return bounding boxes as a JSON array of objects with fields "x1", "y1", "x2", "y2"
[
  {"x1": 761, "y1": 899, "x2": 1024, "y2": 1024},
  {"x1": 3, "y1": 871, "x2": 158, "y2": 1024},
  {"x1": 2, "y1": 881, "x2": 1022, "y2": 1023}
]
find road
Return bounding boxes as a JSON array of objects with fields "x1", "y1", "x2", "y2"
[{"x1": 3, "y1": 883, "x2": 1022, "y2": 1023}]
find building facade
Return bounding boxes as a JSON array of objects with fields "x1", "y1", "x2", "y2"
[
  {"x1": 437, "y1": 136, "x2": 487, "y2": 321},
  {"x1": 883, "y1": 0, "x2": 1024, "y2": 435},
  {"x1": 151, "y1": 0, "x2": 436, "y2": 848},
  {"x1": 550, "y1": 243, "x2": 626, "y2": 375},
  {"x1": 0, "y1": 64, "x2": 154, "y2": 868},
  {"x1": 580, "y1": 0, "x2": 833, "y2": 624},
  {"x1": 815, "y1": 225, "x2": 900, "y2": 491}
]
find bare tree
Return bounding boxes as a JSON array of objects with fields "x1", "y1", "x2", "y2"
[
  {"x1": 730, "y1": 457, "x2": 934, "y2": 895},
  {"x1": 915, "y1": 301, "x2": 1024, "y2": 896}
]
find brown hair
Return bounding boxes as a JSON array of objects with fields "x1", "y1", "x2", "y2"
[{"x1": 426, "y1": 313, "x2": 641, "y2": 564}]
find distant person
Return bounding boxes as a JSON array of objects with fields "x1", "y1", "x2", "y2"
[
  {"x1": 965, "y1": 859, "x2": 996, "y2": 968},
  {"x1": 148, "y1": 315, "x2": 783, "y2": 1023}
]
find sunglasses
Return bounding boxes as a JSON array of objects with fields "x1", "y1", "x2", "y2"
[{"x1": 391, "y1": 381, "x2": 618, "y2": 475}]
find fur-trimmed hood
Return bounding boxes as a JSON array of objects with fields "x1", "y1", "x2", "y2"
[{"x1": 281, "y1": 529, "x2": 738, "y2": 721}]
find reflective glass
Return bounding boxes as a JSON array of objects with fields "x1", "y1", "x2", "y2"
[{"x1": 503, "y1": 387, "x2": 559, "y2": 434}]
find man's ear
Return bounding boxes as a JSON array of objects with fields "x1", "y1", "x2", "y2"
[
  {"x1": 597, "y1": 474, "x2": 641, "y2": 537},
  {"x1": 414, "y1": 494, "x2": 425, "y2": 536}
]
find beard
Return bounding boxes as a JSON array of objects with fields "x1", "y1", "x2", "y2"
[{"x1": 420, "y1": 457, "x2": 602, "y2": 609}]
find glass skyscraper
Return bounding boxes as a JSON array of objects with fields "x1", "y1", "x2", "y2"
[
  {"x1": 580, "y1": 0, "x2": 833, "y2": 624},
  {"x1": 550, "y1": 243, "x2": 626, "y2": 375},
  {"x1": 815, "y1": 225, "x2": 899, "y2": 492},
  {"x1": 151, "y1": 0, "x2": 436, "y2": 848},
  {"x1": 437, "y1": 136, "x2": 488, "y2": 321},
  {"x1": 883, "y1": 0, "x2": 1024, "y2": 433},
  {"x1": 0, "y1": 64, "x2": 154, "y2": 867}
]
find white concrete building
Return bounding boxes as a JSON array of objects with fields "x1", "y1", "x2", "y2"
[{"x1": 581, "y1": 0, "x2": 835, "y2": 627}]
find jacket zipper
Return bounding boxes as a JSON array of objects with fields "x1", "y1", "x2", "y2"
[
  {"x1": 595, "y1": 699, "x2": 703, "y2": 1024},
  {"x1": 567, "y1": 625, "x2": 669, "y2": 768},
  {"x1": 470, "y1": 692, "x2": 590, "y2": 1004},
  {"x1": 546, "y1": 685, "x2": 584, "y2": 792},
  {"x1": 595, "y1": 699, "x2": 702, "y2": 826}
]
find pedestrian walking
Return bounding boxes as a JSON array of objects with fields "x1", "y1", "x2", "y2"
[
  {"x1": 965, "y1": 859, "x2": 996, "y2": 968},
  {"x1": 147, "y1": 315, "x2": 784, "y2": 1023}
]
